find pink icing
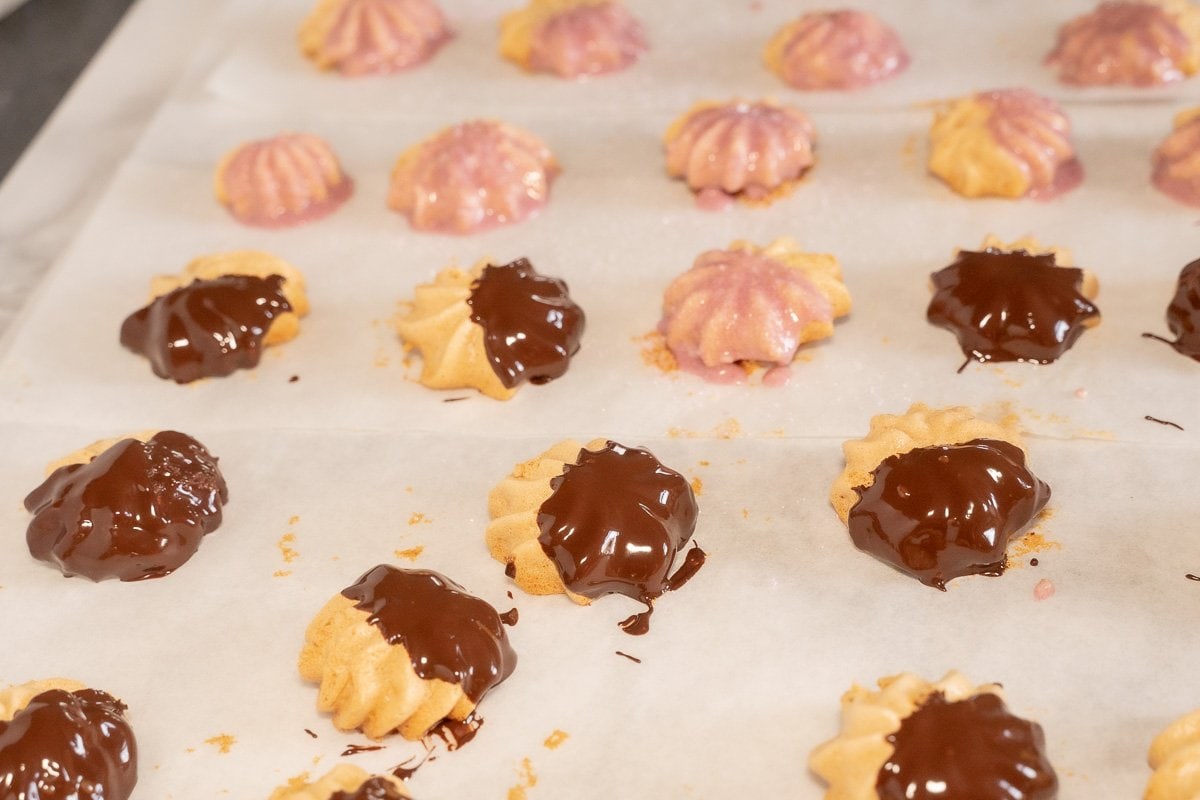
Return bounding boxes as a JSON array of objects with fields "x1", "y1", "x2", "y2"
[
  {"x1": 320, "y1": 0, "x2": 452, "y2": 76},
  {"x1": 527, "y1": 2, "x2": 647, "y2": 78},
  {"x1": 1046, "y1": 1, "x2": 1192, "y2": 87},
  {"x1": 770, "y1": 9, "x2": 909, "y2": 90},
  {"x1": 659, "y1": 248, "x2": 833, "y2": 385},
  {"x1": 665, "y1": 101, "x2": 816, "y2": 206},
  {"x1": 980, "y1": 88, "x2": 1083, "y2": 199},
  {"x1": 218, "y1": 133, "x2": 353, "y2": 228},
  {"x1": 1153, "y1": 114, "x2": 1200, "y2": 206},
  {"x1": 1034, "y1": 578, "x2": 1056, "y2": 601},
  {"x1": 388, "y1": 120, "x2": 558, "y2": 234}
]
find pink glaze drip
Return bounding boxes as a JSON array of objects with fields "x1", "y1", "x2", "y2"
[
  {"x1": 1034, "y1": 578, "x2": 1056, "y2": 600},
  {"x1": 1046, "y1": 1, "x2": 1191, "y2": 87},
  {"x1": 218, "y1": 133, "x2": 354, "y2": 228},
  {"x1": 665, "y1": 101, "x2": 815, "y2": 202},
  {"x1": 981, "y1": 88, "x2": 1082, "y2": 199},
  {"x1": 770, "y1": 9, "x2": 909, "y2": 90},
  {"x1": 322, "y1": 0, "x2": 452, "y2": 76},
  {"x1": 527, "y1": 2, "x2": 647, "y2": 78},
  {"x1": 388, "y1": 120, "x2": 558, "y2": 234},
  {"x1": 659, "y1": 248, "x2": 832, "y2": 384},
  {"x1": 1153, "y1": 114, "x2": 1200, "y2": 206}
]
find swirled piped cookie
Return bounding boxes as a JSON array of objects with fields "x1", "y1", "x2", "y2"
[
  {"x1": 927, "y1": 236, "x2": 1100, "y2": 366},
  {"x1": 499, "y1": 0, "x2": 646, "y2": 78},
  {"x1": 764, "y1": 9, "x2": 909, "y2": 90},
  {"x1": 659, "y1": 238, "x2": 851, "y2": 384},
  {"x1": 928, "y1": 88, "x2": 1082, "y2": 199},
  {"x1": 1047, "y1": 0, "x2": 1200, "y2": 86},
  {"x1": 215, "y1": 133, "x2": 352, "y2": 228},
  {"x1": 810, "y1": 671, "x2": 1058, "y2": 799},
  {"x1": 1146, "y1": 707, "x2": 1200, "y2": 799},
  {"x1": 269, "y1": 765, "x2": 411, "y2": 799},
  {"x1": 25, "y1": 431, "x2": 228, "y2": 582},
  {"x1": 830, "y1": 404, "x2": 1050, "y2": 590},
  {"x1": 486, "y1": 438, "x2": 703, "y2": 634},
  {"x1": 1153, "y1": 108, "x2": 1200, "y2": 206},
  {"x1": 396, "y1": 258, "x2": 585, "y2": 399},
  {"x1": 300, "y1": 565, "x2": 516, "y2": 740},
  {"x1": 299, "y1": 0, "x2": 452, "y2": 76},
  {"x1": 388, "y1": 120, "x2": 558, "y2": 234},
  {"x1": 664, "y1": 99, "x2": 816, "y2": 210},
  {"x1": 120, "y1": 251, "x2": 309, "y2": 383},
  {"x1": 0, "y1": 679, "x2": 138, "y2": 800}
]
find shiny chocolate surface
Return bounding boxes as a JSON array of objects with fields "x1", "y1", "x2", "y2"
[
  {"x1": 329, "y1": 776, "x2": 408, "y2": 800},
  {"x1": 1166, "y1": 257, "x2": 1200, "y2": 360}
]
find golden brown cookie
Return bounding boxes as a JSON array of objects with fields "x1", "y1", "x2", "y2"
[
  {"x1": 1146, "y1": 708, "x2": 1200, "y2": 799},
  {"x1": 0, "y1": 678, "x2": 87, "y2": 721},
  {"x1": 269, "y1": 765, "x2": 410, "y2": 800}
]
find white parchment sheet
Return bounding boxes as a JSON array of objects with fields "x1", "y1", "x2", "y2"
[
  {"x1": 2, "y1": 0, "x2": 1200, "y2": 797},
  {"x1": 2, "y1": 427, "x2": 1199, "y2": 799}
]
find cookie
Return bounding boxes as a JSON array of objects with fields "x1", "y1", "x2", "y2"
[
  {"x1": 1046, "y1": 0, "x2": 1200, "y2": 86},
  {"x1": 486, "y1": 439, "x2": 702, "y2": 633},
  {"x1": 659, "y1": 238, "x2": 851, "y2": 384},
  {"x1": 1146, "y1": 708, "x2": 1200, "y2": 799},
  {"x1": 1153, "y1": 108, "x2": 1200, "y2": 207},
  {"x1": 664, "y1": 99, "x2": 816, "y2": 210},
  {"x1": 215, "y1": 133, "x2": 353, "y2": 228},
  {"x1": 299, "y1": 0, "x2": 452, "y2": 76},
  {"x1": 269, "y1": 765, "x2": 410, "y2": 799},
  {"x1": 810, "y1": 671, "x2": 1057, "y2": 800},
  {"x1": 927, "y1": 236, "x2": 1100, "y2": 365},
  {"x1": 0, "y1": 679, "x2": 138, "y2": 800},
  {"x1": 396, "y1": 258, "x2": 585, "y2": 399},
  {"x1": 928, "y1": 88, "x2": 1082, "y2": 199},
  {"x1": 299, "y1": 565, "x2": 517, "y2": 740},
  {"x1": 499, "y1": 0, "x2": 646, "y2": 78},
  {"x1": 1158, "y1": 257, "x2": 1200, "y2": 360},
  {"x1": 764, "y1": 10, "x2": 909, "y2": 90},
  {"x1": 25, "y1": 431, "x2": 229, "y2": 581},
  {"x1": 830, "y1": 404, "x2": 1049, "y2": 590},
  {"x1": 387, "y1": 120, "x2": 558, "y2": 234},
  {"x1": 120, "y1": 250, "x2": 309, "y2": 383}
]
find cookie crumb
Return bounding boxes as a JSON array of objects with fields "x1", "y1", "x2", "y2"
[
  {"x1": 507, "y1": 758, "x2": 538, "y2": 800},
  {"x1": 689, "y1": 477, "x2": 703, "y2": 495},
  {"x1": 408, "y1": 512, "x2": 432, "y2": 526},
  {"x1": 543, "y1": 730, "x2": 569, "y2": 750},
  {"x1": 205, "y1": 734, "x2": 236, "y2": 754},
  {"x1": 394, "y1": 546, "x2": 424, "y2": 561},
  {"x1": 278, "y1": 533, "x2": 299, "y2": 563}
]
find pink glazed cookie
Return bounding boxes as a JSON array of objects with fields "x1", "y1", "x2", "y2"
[
  {"x1": 499, "y1": 0, "x2": 646, "y2": 78},
  {"x1": 299, "y1": 0, "x2": 452, "y2": 76},
  {"x1": 765, "y1": 9, "x2": 909, "y2": 90},
  {"x1": 215, "y1": 133, "x2": 353, "y2": 228}
]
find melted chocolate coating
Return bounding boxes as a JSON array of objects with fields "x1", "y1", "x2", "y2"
[
  {"x1": 536, "y1": 441, "x2": 699, "y2": 601},
  {"x1": 341, "y1": 566, "x2": 517, "y2": 704},
  {"x1": 927, "y1": 249, "x2": 1099, "y2": 364},
  {"x1": 0, "y1": 688, "x2": 138, "y2": 800},
  {"x1": 24, "y1": 431, "x2": 228, "y2": 581},
  {"x1": 1167, "y1": 257, "x2": 1200, "y2": 360},
  {"x1": 120, "y1": 274, "x2": 292, "y2": 383},
  {"x1": 330, "y1": 776, "x2": 408, "y2": 800},
  {"x1": 848, "y1": 439, "x2": 1050, "y2": 590},
  {"x1": 878, "y1": 692, "x2": 1058, "y2": 800},
  {"x1": 467, "y1": 259, "x2": 585, "y2": 389}
]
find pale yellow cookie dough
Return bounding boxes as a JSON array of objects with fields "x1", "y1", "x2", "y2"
[
  {"x1": 269, "y1": 765, "x2": 410, "y2": 800},
  {"x1": 1146, "y1": 708, "x2": 1200, "y2": 799},
  {"x1": 299, "y1": 593, "x2": 476, "y2": 740},
  {"x1": 928, "y1": 96, "x2": 1029, "y2": 198},
  {"x1": 741, "y1": 238, "x2": 853, "y2": 340},
  {"x1": 0, "y1": 678, "x2": 87, "y2": 721},
  {"x1": 485, "y1": 438, "x2": 608, "y2": 602},
  {"x1": 396, "y1": 261, "x2": 516, "y2": 400},
  {"x1": 809, "y1": 671, "x2": 1001, "y2": 800},
  {"x1": 829, "y1": 404, "x2": 1024, "y2": 523},
  {"x1": 43, "y1": 431, "x2": 158, "y2": 476}
]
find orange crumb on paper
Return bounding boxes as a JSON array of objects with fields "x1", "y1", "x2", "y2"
[
  {"x1": 312, "y1": 755, "x2": 322, "y2": 766},
  {"x1": 273, "y1": 570, "x2": 292, "y2": 578},
  {"x1": 405, "y1": 486, "x2": 414, "y2": 493},
  {"x1": 395, "y1": 546, "x2": 425, "y2": 561},
  {"x1": 288, "y1": 515, "x2": 300, "y2": 525},
  {"x1": 690, "y1": 477, "x2": 703, "y2": 496},
  {"x1": 408, "y1": 512, "x2": 432, "y2": 526},
  {"x1": 283, "y1": 773, "x2": 311, "y2": 791},
  {"x1": 1010, "y1": 531, "x2": 1062, "y2": 559},
  {"x1": 741, "y1": 508, "x2": 750, "y2": 519},
  {"x1": 278, "y1": 533, "x2": 299, "y2": 564},
  {"x1": 185, "y1": 748, "x2": 195, "y2": 754},
  {"x1": 507, "y1": 758, "x2": 538, "y2": 799},
  {"x1": 698, "y1": 460, "x2": 710, "y2": 467},
  {"x1": 637, "y1": 332, "x2": 678, "y2": 374},
  {"x1": 714, "y1": 419, "x2": 742, "y2": 439},
  {"x1": 205, "y1": 734, "x2": 236, "y2": 754},
  {"x1": 543, "y1": 730, "x2": 569, "y2": 750}
]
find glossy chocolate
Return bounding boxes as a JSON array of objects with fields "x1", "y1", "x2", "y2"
[
  {"x1": 927, "y1": 249, "x2": 1099, "y2": 364},
  {"x1": 330, "y1": 776, "x2": 408, "y2": 800},
  {"x1": 120, "y1": 274, "x2": 292, "y2": 383},
  {"x1": 467, "y1": 259, "x2": 585, "y2": 389},
  {"x1": 536, "y1": 441, "x2": 699, "y2": 601},
  {"x1": 1166, "y1": 258, "x2": 1200, "y2": 360},
  {"x1": 24, "y1": 431, "x2": 228, "y2": 581},
  {"x1": 0, "y1": 688, "x2": 138, "y2": 800},
  {"x1": 878, "y1": 691, "x2": 1058, "y2": 800},
  {"x1": 847, "y1": 439, "x2": 1050, "y2": 590},
  {"x1": 341, "y1": 566, "x2": 517, "y2": 704}
]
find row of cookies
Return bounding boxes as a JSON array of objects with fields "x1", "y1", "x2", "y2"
[
  {"x1": 211, "y1": 99, "x2": 1200, "y2": 236},
  {"x1": 297, "y1": 0, "x2": 1200, "y2": 91}
]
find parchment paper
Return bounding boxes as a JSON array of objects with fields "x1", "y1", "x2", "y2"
[{"x1": 1, "y1": 0, "x2": 1200, "y2": 798}]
